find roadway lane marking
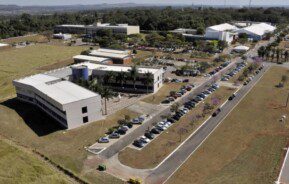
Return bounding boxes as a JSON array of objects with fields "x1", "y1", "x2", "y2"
[
  {"x1": 162, "y1": 66, "x2": 270, "y2": 184},
  {"x1": 277, "y1": 147, "x2": 289, "y2": 183}
]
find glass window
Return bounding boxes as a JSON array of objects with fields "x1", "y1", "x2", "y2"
[
  {"x1": 83, "y1": 116, "x2": 89, "y2": 123},
  {"x1": 82, "y1": 107, "x2": 88, "y2": 113}
]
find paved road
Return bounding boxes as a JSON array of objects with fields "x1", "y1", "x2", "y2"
[
  {"x1": 98, "y1": 59, "x2": 241, "y2": 159},
  {"x1": 144, "y1": 63, "x2": 271, "y2": 184},
  {"x1": 278, "y1": 148, "x2": 289, "y2": 184}
]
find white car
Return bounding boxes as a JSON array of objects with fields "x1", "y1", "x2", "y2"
[
  {"x1": 158, "y1": 122, "x2": 170, "y2": 128},
  {"x1": 140, "y1": 136, "x2": 150, "y2": 143},
  {"x1": 98, "y1": 136, "x2": 109, "y2": 143}
]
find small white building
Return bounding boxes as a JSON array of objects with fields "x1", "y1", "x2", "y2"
[
  {"x1": 205, "y1": 23, "x2": 238, "y2": 43},
  {"x1": 89, "y1": 48, "x2": 132, "y2": 64},
  {"x1": 0, "y1": 43, "x2": 9, "y2": 48},
  {"x1": 53, "y1": 33, "x2": 72, "y2": 40},
  {"x1": 233, "y1": 45, "x2": 250, "y2": 53},
  {"x1": 236, "y1": 23, "x2": 276, "y2": 41},
  {"x1": 13, "y1": 74, "x2": 103, "y2": 129}
]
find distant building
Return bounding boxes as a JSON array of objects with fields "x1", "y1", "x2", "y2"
[
  {"x1": 89, "y1": 48, "x2": 132, "y2": 65},
  {"x1": 54, "y1": 22, "x2": 140, "y2": 36},
  {"x1": 0, "y1": 43, "x2": 9, "y2": 49},
  {"x1": 73, "y1": 55, "x2": 113, "y2": 64},
  {"x1": 170, "y1": 28, "x2": 197, "y2": 35},
  {"x1": 53, "y1": 33, "x2": 72, "y2": 40},
  {"x1": 205, "y1": 23, "x2": 238, "y2": 43},
  {"x1": 236, "y1": 23, "x2": 276, "y2": 41}
]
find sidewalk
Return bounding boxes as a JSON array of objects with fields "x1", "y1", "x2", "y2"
[{"x1": 277, "y1": 147, "x2": 289, "y2": 184}]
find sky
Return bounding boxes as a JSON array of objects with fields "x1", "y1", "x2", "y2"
[{"x1": 0, "y1": 0, "x2": 288, "y2": 6}]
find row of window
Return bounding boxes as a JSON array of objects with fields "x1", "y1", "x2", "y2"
[
  {"x1": 35, "y1": 94, "x2": 66, "y2": 115},
  {"x1": 17, "y1": 93, "x2": 67, "y2": 125}
]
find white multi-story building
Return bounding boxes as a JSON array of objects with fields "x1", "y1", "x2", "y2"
[
  {"x1": 13, "y1": 74, "x2": 103, "y2": 129},
  {"x1": 54, "y1": 22, "x2": 140, "y2": 35},
  {"x1": 205, "y1": 23, "x2": 238, "y2": 43}
]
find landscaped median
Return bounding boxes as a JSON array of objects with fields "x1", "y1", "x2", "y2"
[
  {"x1": 118, "y1": 86, "x2": 236, "y2": 169},
  {"x1": 166, "y1": 66, "x2": 289, "y2": 184},
  {"x1": 141, "y1": 82, "x2": 186, "y2": 104}
]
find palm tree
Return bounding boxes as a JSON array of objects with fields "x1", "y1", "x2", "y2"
[
  {"x1": 271, "y1": 48, "x2": 276, "y2": 62},
  {"x1": 285, "y1": 51, "x2": 289, "y2": 62},
  {"x1": 89, "y1": 78, "x2": 103, "y2": 94},
  {"x1": 104, "y1": 71, "x2": 116, "y2": 86},
  {"x1": 142, "y1": 72, "x2": 154, "y2": 93},
  {"x1": 101, "y1": 87, "x2": 114, "y2": 115},
  {"x1": 276, "y1": 48, "x2": 281, "y2": 63},
  {"x1": 129, "y1": 65, "x2": 139, "y2": 89},
  {"x1": 117, "y1": 71, "x2": 126, "y2": 87}
]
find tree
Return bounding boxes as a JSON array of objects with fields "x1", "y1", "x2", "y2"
[
  {"x1": 196, "y1": 27, "x2": 205, "y2": 35},
  {"x1": 142, "y1": 72, "x2": 154, "y2": 93},
  {"x1": 101, "y1": 87, "x2": 114, "y2": 115},
  {"x1": 129, "y1": 65, "x2": 139, "y2": 89}
]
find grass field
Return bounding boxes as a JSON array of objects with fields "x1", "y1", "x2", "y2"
[
  {"x1": 0, "y1": 44, "x2": 89, "y2": 100},
  {"x1": 167, "y1": 66, "x2": 289, "y2": 184},
  {"x1": 1, "y1": 34, "x2": 48, "y2": 44},
  {"x1": 0, "y1": 43, "x2": 128, "y2": 183},
  {"x1": 0, "y1": 98, "x2": 136, "y2": 183},
  {"x1": 119, "y1": 87, "x2": 235, "y2": 169},
  {"x1": 141, "y1": 83, "x2": 186, "y2": 104},
  {"x1": 0, "y1": 139, "x2": 71, "y2": 184}
]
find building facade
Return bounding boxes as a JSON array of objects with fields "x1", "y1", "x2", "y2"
[
  {"x1": 13, "y1": 74, "x2": 103, "y2": 129},
  {"x1": 54, "y1": 23, "x2": 140, "y2": 35}
]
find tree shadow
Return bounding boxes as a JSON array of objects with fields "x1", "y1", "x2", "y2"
[{"x1": 0, "y1": 98, "x2": 66, "y2": 136}]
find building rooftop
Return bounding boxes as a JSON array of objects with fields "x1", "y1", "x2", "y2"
[
  {"x1": 56, "y1": 24, "x2": 85, "y2": 28},
  {"x1": 74, "y1": 62, "x2": 161, "y2": 74},
  {"x1": 73, "y1": 55, "x2": 111, "y2": 62},
  {"x1": 15, "y1": 74, "x2": 98, "y2": 106},
  {"x1": 207, "y1": 23, "x2": 238, "y2": 32},
  {"x1": 0, "y1": 43, "x2": 9, "y2": 47},
  {"x1": 89, "y1": 50, "x2": 130, "y2": 59},
  {"x1": 238, "y1": 23, "x2": 276, "y2": 36}
]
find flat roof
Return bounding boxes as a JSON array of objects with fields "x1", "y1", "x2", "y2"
[
  {"x1": 89, "y1": 50, "x2": 130, "y2": 59},
  {"x1": 207, "y1": 23, "x2": 238, "y2": 31},
  {"x1": 75, "y1": 62, "x2": 160, "y2": 74},
  {"x1": 56, "y1": 25, "x2": 85, "y2": 28},
  {"x1": 15, "y1": 74, "x2": 98, "y2": 105},
  {"x1": 237, "y1": 23, "x2": 276, "y2": 36},
  {"x1": 96, "y1": 48, "x2": 130, "y2": 55},
  {"x1": 0, "y1": 43, "x2": 9, "y2": 47},
  {"x1": 73, "y1": 55, "x2": 111, "y2": 62}
]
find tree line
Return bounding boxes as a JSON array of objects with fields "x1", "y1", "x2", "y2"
[{"x1": 1, "y1": 7, "x2": 289, "y2": 39}]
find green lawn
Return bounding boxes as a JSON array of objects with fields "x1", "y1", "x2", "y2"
[
  {"x1": 167, "y1": 66, "x2": 289, "y2": 184},
  {"x1": 0, "y1": 99, "x2": 134, "y2": 184},
  {"x1": 0, "y1": 44, "x2": 89, "y2": 100},
  {"x1": 0, "y1": 140, "x2": 71, "y2": 184}
]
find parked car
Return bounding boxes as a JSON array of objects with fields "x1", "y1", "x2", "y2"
[
  {"x1": 98, "y1": 137, "x2": 109, "y2": 143},
  {"x1": 183, "y1": 79, "x2": 189, "y2": 83},
  {"x1": 145, "y1": 132, "x2": 155, "y2": 139},
  {"x1": 133, "y1": 140, "x2": 145, "y2": 148},
  {"x1": 132, "y1": 118, "x2": 141, "y2": 124},
  {"x1": 140, "y1": 136, "x2": 150, "y2": 143},
  {"x1": 212, "y1": 108, "x2": 221, "y2": 117},
  {"x1": 167, "y1": 117, "x2": 176, "y2": 123},
  {"x1": 117, "y1": 129, "x2": 126, "y2": 135},
  {"x1": 161, "y1": 99, "x2": 171, "y2": 104},
  {"x1": 109, "y1": 132, "x2": 120, "y2": 139},
  {"x1": 228, "y1": 93, "x2": 236, "y2": 101},
  {"x1": 151, "y1": 128, "x2": 161, "y2": 134}
]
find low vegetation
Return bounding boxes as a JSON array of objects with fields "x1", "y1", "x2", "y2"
[
  {"x1": 0, "y1": 99, "x2": 135, "y2": 183},
  {"x1": 167, "y1": 66, "x2": 289, "y2": 184},
  {"x1": 0, "y1": 44, "x2": 89, "y2": 100},
  {"x1": 0, "y1": 139, "x2": 71, "y2": 184}
]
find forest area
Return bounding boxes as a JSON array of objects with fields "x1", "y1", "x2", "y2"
[{"x1": 0, "y1": 7, "x2": 289, "y2": 39}]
